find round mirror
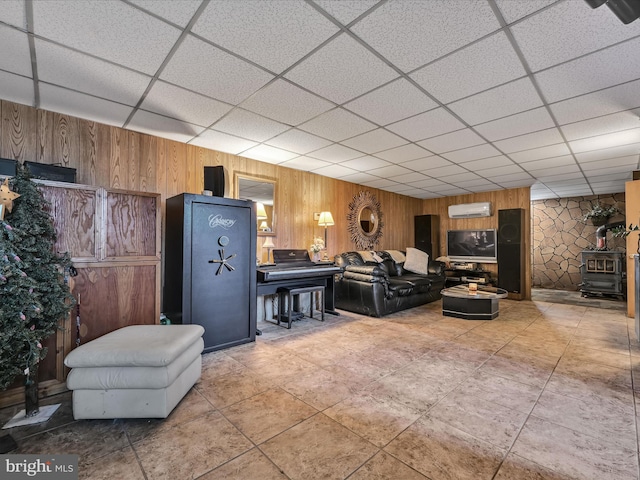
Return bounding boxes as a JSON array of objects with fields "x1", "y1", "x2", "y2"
[{"x1": 348, "y1": 191, "x2": 384, "y2": 250}]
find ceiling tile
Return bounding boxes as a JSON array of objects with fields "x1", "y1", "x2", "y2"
[
  {"x1": 193, "y1": 0, "x2": 339, "y2": 73},
  {"x1": 210, "y1": 109, "x2": 289, "y2": 142},
  {"x1": 401, "y1": 156, "x2": 452, "y2": 171},
  {"x1": 389, "y1": 172, "x2": 430, "y2": 183},
  {"x1": 520, "y1": 155, "x2": 576, "y2": 172},
  {"x1": 382, "y1": 183, "x2": 418, "y2": 193},
  {"x1": 459, "y1": 155, "x2": 514, "y2": 171},
  {"x1": 161, "y1": 35, "x2": 274, "y2": 105},
  {"x1": 307, "y1": 143, "x2": 362, "y2": 162},
  {"x1": 417, "y1": 128, "x2": 485, "y2": 154},
  {"x1": 0, "y1": 70, "x2": 34, "y2": 106},
  {"x1": 535, "y1": 36, "x2": 640, "y2": 103},
  {"x1": 32, "y1": 0, "x2": 180, "y2": 75},
  {"x1": 265, "y1": 129, "x2": 332, "y2": 154},
  {"x1": 129, "y1": 0, "x2": 202, "y2": 27},
  {"x1": 421, "y1": 164, "x2": 467, "y2": 177},
  {"x1": 494, "y1": 0, "x2": 557, "y2": 24},
  {"x1": 386, "y1": 108, "x2": 465, "y2": 142},
  {"x1": 408, "y1": 178, "x2": 446, "y2": 188},
  {"x1": 127, "y1": 110, "x2": 204, "y2": 143},
  {"x1": 312, "y1": 164, "x2": 359, "y2": 178},
  {"x1": 455, "y1": 179, "x2": 498, "y2": 189},
  {"x1": 141, "y1": 80, "x2": 233, "y2": 127},
  {"x1": 351, "y1": 0, "x2": 500, "y2": 72},
  {"x1": 368, "y1": 164, "x2": 414, "y2": 178},
  {"x1": 441, "y1": 143, "x2": 501, "y2": 163},
  {"x1": 477, "y1": 164, "x2": 523, "y2": 176},
  {"x1": 35, "y1": 39, "x2": 152, "y2": 106},
  {"x1": 280, "y1": 156, "x2": 332, "y2": 171},
  {"x1": 340, "y1": 128, "x2": 406, "y2": 154},
  {"x1": 343, "y1": 78, "x2": 437, "y2": 125},
  {"x1": 376, "y1": 144, "x2": 433, "y2": 162},
  {"x1": 313, "y1": 0, "x2": 380, "y2": 25},
  {"x1": 39, "y1": 83, "x2": 132, "y2": 127},
  {"x1": 189, "y1": 129, "x2": 258, "y2": 155},
  {"x1": 241, "y1": 144, "x2": 298, "y2": 164},
  {"x1": 575, "y1": 143, "x2": 640, "y2": 163},
  {"x1": 0, "y1": 0, "x2": 27, "y2": 29},
  {"x1": 411, "y1": 32, "x2": 525, "y2": 104},
  {"x1": 339, "y1": 156, "x2": 391, "y2": 171},
  {"x1": 448, "y1": 77, "x2": 543, "y2": 125},
  {"x1": 569, "y1": 128, "x2": 640, "y2": 154},
  {"x1": 339, "y1": 172, "x2": 381, "y2": 184},
  {"x1": 560, "y1": 109, "x2": 640, "y2": 142},
  {"x1": 535, "y1": 172, "x2": 585, "y2": 183},
  {"x1": 473, "y1": 107, "x2": 555, "y2": 141},
  {"x1": 580, "y1": 155, "x2": 637, "y2": 171},
  {"x1": 550, "y1": 79, "x2": 640, "y2": 125},
  {"x1": 509, "y1": 143, "x2": 571, "y2": 162},
  {"x1": 591, "y1": 182, "x2": 629, "y2": 194},
  {"x1": 360, "y1": 178, "x2": 399, "y2": 188},
  {"x1": 493, "y1": 128, "x2": 564, "y2": 153},
  {"x1": 0, "y1": 26, "x2": 31, "y2": 77},
  {"x1": 532, "y1": 165, "x2": 581, "y2": 178},
  {"x1": 429, "y1": 186, "x2": 470, "y2": 196},
  {"x1": 241, "y1": 79, "x2": 334, "y2": 126},
  {"x1": 437, "y1": 172, "x2": 483, "y2": 183},
  {"x1": 298, "y1": 108, "x2": 376, "y2": 142},
  {"x1": 491, "y1": 172, "x2": 535, "y2": 184},
  {"x1": 285, "y1": 34, "x2": 398, "y2": 104}
]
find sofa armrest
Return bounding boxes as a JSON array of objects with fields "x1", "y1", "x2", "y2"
[
  {"x1": 429, "y1": 261, "x2": 446, "y2": 276},
  {"x1": 344, "y1": 264, "x2": 387, "y2": 277}
]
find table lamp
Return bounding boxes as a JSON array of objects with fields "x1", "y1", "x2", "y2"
[
  {"x1": 262, "y1": 237, "x2": 275, "y2": 264},
  {"x1": 318, "y1": 211, "x2": 334, "y2": 261}
]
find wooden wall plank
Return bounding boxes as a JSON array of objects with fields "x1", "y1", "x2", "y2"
[{"x1": 1, "y1": 101, "x2": 37, "y2": 161}]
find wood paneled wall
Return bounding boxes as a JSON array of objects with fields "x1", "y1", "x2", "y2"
[
  {"x1": 1, "y1": 100, "x2": 531, "y2": 300},
  {"x1": 423, "y1": 188, "x2": 532, "y2": 299}
]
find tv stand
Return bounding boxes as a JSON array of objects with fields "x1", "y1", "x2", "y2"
[{"x1": 444, "y1": 267, "x2": 494, "y2": 287}]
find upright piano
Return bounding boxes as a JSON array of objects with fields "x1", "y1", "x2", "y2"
[{"x1": 257, "y1": 249, "x2": 342, "y2": 315}]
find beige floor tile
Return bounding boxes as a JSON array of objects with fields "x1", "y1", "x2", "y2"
[
  {"x1": 281, "y1": 367, "x2": 362, "y2": 410},
  {"x1": 494, "y1": 453, "x2": 577, "y2": 480},
  {"x1": 349, "y1": 451, "x2": 429, "y2": 479},
  {"x1": 79, "y1": 446, "x2": 145, "y2": 480},
  {"x1": 511, "y1": 416, "x2": 638, "y2": 480},
  {"x1": 201, "y1": 351, "x2": 246, "y2": 380},
  {"x1": 221, "y1": 388, "x2": 317, "y2": 444},
  {"x1": 384, "y1": 415, "x2": 506, "y2": 480},
  {"x1": 134, "y1": 411, "x2": 253, "y2": 480},
  {"x1": 196, "y1": 368, "x2": 274, "y2": 409},
  {"x1": 199, "y1": 448, "x2": 288, "y2": 479},
  {"x1": 478, "y1": 352, "x2": 555, "y2": 388},
  {"x1": 260, "y1": 413, "x2": 378, "y2": 480},
  {"x1": 562, "y1": 344, "x2": 631, "y2": 370}
]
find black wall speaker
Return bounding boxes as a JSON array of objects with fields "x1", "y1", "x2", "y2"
[
  {"x1": 414, "y1": 215, "x2": 439, "y2": 258},
  {"x1": 204, "y1": 166, "x2": 226, "y2": 197},
  {"x1": 498, "y1": 208, "x2": 524, "y2": 295}
]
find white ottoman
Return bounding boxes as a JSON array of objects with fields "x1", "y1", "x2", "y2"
[{"x1": 64, "y1": 324, "x2": 205, "y2": 420}]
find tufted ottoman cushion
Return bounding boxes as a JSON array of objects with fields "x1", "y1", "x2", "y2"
[{"x1": 64, "y1": 325, "x2": 205, "y2": 420}]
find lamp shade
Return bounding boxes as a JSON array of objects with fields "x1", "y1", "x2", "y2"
[
  {"x1": 259, "y1": 221, "x2": 269, "y2": 231},
  {"x1": 256, "y1": 202, "x2": 267, "y2": 220},
  {"x1": 262, "y1": 237, "x2": 275, "y2": 248},
  {"x1": 318, "y1": 211, "x2": 334, "y2": 227}
]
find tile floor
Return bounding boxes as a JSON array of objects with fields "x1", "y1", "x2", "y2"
[{"x1": 1, "y1": 293, "x2": 638, "y2": 479}]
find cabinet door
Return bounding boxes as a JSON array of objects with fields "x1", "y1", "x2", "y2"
[{"x1": 189, "y1": 201, "x2": 255, "y2": 351}]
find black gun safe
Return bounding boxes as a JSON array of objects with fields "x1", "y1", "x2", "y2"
[{"x1": 164, "y1": 194, "x2": 257, "y2": 352}]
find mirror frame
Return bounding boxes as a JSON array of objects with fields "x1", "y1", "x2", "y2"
[
  {"x1": 234, "y1": 173, "x2": 277, "y2": 236},
  {"x1": 347, "y1": 191, "x2": 384, "y2": 250}
]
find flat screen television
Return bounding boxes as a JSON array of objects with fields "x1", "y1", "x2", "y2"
[{"x1": 447, "y1": 229, "x2": 497, "y2": 264}]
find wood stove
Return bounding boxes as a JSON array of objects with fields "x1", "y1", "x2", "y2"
[{"x1": 579, "y1": 250, "x2": 625, "y2": 299}]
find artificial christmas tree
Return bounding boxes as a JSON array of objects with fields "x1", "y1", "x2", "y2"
[{"x1": 0, "y1": 163, "x2": 74, "y2": 418}]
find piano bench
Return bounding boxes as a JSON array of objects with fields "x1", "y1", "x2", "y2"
[{"x1": 277, "y1": 285, "x2": 325, "y2": 329}]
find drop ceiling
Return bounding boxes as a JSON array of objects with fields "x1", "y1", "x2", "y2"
[{"x1": 1, "y1": 0, "x2": 639, "y2": 200}]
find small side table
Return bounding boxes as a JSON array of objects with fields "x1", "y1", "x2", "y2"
[{"x1": 440, "y1": 284, "x2": 508, "y2": 320}]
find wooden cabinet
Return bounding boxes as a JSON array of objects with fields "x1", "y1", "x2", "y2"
[{"x1": 0, "y1": 180, "x2": 161, "y2": 407}]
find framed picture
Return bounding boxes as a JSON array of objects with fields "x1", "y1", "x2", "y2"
[{"x1": 0, "y1": 203, "x2": 4, "y2": 220}]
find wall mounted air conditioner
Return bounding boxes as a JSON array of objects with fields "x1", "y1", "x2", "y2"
[{"x1": 448, "y1": 202, "x2": 492, "y2": 219}]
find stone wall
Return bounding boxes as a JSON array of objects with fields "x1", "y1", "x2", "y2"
[{"x1": 532, "y1": 193, "x2": 626, "y2": 290}]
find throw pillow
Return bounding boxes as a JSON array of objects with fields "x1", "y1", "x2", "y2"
[{"x1": 404, "y1": 247, "x2": 430, "y2": 275}]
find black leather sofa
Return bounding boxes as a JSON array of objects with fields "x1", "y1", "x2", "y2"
[{"x1": 333, "y1": 250, "x2": 446, "y2": 317}]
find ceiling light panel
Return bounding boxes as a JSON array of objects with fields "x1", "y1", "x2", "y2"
[
  {"x1": 127, "y1": 110, "x2": 204, "y2": 144},
  {"x1": 417, "y1": 128, "x2": 485, "y2": 154},
  {"x1": 35, "y1": 39, "x2": 152, "y2": 106},
  {"x1": 129, "y1": 0, "x2": 202, "y2": 27},
  {"x1": 448, "y1": 77, "x2": 543, "y2": 125},
  {"x1": 141, "y1": 81, "x2": 233, "y2": 127},
  {"x1": 351, "y1": 0, "x2": 500, "y2": 72},
  {"x1": 441, "y1": 143, "x2": 501, "y2": 163},
  {"x1": 511, "y1": 0, "x2": 640, "y2": 72},
  {"x1": 32, "y1": 0, "x2": 180, "y2": 75},
  {"x1": 0, "y1": 26, "x2": 31, "y2": 77},
  {"x1": 375, "y1": 144, "x2": 433, "y2": 162},
  {"x1": 343, "y1": 78, "x2": 437, "y2": 126},
  {"x1": 494, "y1": 0, "x2": 557, "y2": 24},
  {"x1": 39, "y1": 84, "x2": 132, "y2": 127},
  {"x1": 535, "y1": 36, "x2": 640, "y2": 103},
  {"x1": 285, "y1": 33, "x2": 398, "y2": 104},
  {"x1": 473, "y1": 107, "x2": 555, "y2": 141},
  {"x1": 549, "y1": 79, "x2": 640, "y2": 125},
  {"x1": 0, "y1": 0, "x2": 27, "y2": 29},
  {"x1": 298, "y1": 108, "x2": 376, "y2": 142},
  {"x1": 265, "y1": 129, "x2": 333, "y2": 154},
  {"x1": 189, "y1": 129, "x2": 258, "y2": 155},
  {"x1": 410, "y1": 31, "x2": 525, "y2": 104},
  {"x1": 307, "y1": 143, "x2": 363, "y2": 162},
  {"x1": 387, "y1": 108, "x2": 465, "y2": 142},
  {"x1": 241, "y1": 79, "x2": 334, "y2": 125},
  {"x1": 210, "y1": 109, "x2": 289, "y2": 142},
  {"x1": 312, "y1": 164, "x2": 360, "y2": 178},
  {"x1": 192, "y1": 0, "x2": 339, "y2": 74},
  {"x1": 493, "y1": 128, "x2": 564, "y2": 153},
  {"x1": 160, "y1": 36, "x2": 274, "y2": 105},
  {"x1": 280, "y1": 156, "x2": 332, "y2": 171},
  {"x1": 0, "y1": 70, "x2": 34, "y2": 106},
  {"x1": 560, "y1": 109, "x2": 640, "y2": 142},
  {"x1": 341, "y1": 128, "x2": 406, "y2": 154},
  {"x1": 241, "y1": 144, "x2": 298, "y2": 164}
]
